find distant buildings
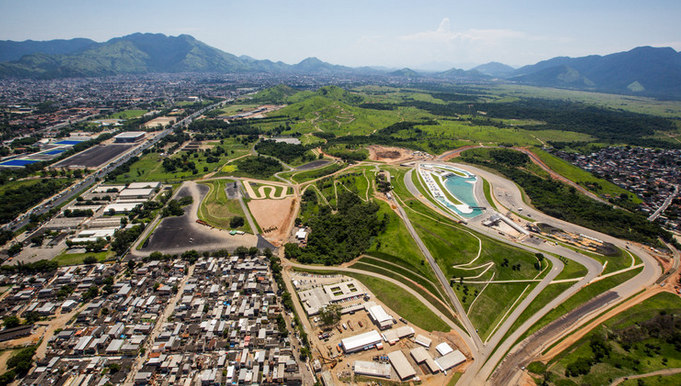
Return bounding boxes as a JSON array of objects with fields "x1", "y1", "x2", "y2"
[{"x1": 552, "y1": 146, "x2": 681, "y2": 231}]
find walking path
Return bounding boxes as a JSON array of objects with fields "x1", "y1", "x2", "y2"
[{"x1": 610, "y1": 368, "x2": 681, "y2": 385}]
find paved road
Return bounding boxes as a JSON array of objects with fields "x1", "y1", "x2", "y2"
[
  {"x1": 649, "y1": 184, "x2": 679, "y2": 221},
  {"x1": 4, "y1": 101, "x2": 223, "y2": 234},
  {"x1": 393, "y1": 170, "x2": 482, "y2": 351},
  {"x1": 403, "y1": 165, "x2": 604, "y2": 386},
  {"x1": 235, "y1": 180, "x2": 259, "y2": 235},
  {"x1": 450, "y1": 163, "x2": 661, "y2": 385}
]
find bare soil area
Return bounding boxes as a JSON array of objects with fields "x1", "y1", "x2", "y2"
[
  {"x1": 248, "y1": 197, "x2": 296, "y2": 246},
  {"x1": 368, "y1": 145, "x2": 414, "y2": 163}
]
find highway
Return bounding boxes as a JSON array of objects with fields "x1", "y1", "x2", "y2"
[
  {"x1": 389, "y1": 174, "x2": 482, "y2": 351},
  {"x1": 447, "y1": 163, "x2": 660, "y2": 385},
  {"x1": 402, "y1": 164, "x2": 605, "y2": 385},
  {"x1": 3, "y1": 101, "x2": 225, "y2": 236}
]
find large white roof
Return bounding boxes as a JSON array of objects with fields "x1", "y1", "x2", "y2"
[
  {"x1": 436, "y1": 342, "x2": 453, "y2": 356},
  {"x1": 387, "y1": 350, "x2": 416, "y2": 380},
  {"x1": 353, "y1": 360, "x2": 391, "y2": 378},
  {"x1": 341, "y1": 330, "x2": 382, "y2": 352},
  {"x1": 435, "y1": 349, "x2": 466, "y2": 371},
  {"x1": 367, "y1": 304, "x2": 393, "y2": 324}
]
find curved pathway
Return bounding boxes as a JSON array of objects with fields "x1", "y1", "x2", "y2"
[
  {"x1": 610, "y1": 368, "x2": 681, "y2": 385},
  {"x1": 403, "y1": 165, "x2": 604, "y2": 386},
  {"x1": 446, "y1": 162, "x2": 660, "y2": 385}
]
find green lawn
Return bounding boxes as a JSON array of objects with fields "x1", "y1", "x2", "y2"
[
  {"x1": 482, "y1": 177, "x2": 497, "y2": 210},
  {"x1": 106, "y1": 109, "x2": 147, "y2": 120},
  {"x1": 217, "y1": 104, "x2": 258, "y2": 116},
  {"x1": 288, "y1": 162, "x2": 346, "y2": 183},
  {"x1": 114, "y1": 139, "x2": 249, "y2": 183},
  {"x1": 197, "y1": 180, "x2": 251, "y2": 232},
  {"x1": 368, "y1": 200, "x2": 427, "y2": 273},
  {"x1": 52, "y1": 250, "x2": 114, "y2": 266},
  {"x1": 349, "y1": 261, "x2": 457, "y2": 323},
  {"x1": 344, "y1": 272, "x2": 451, "y2": 332}
]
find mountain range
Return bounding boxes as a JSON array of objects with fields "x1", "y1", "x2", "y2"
[{"x1": 1, "y1": 33, "x2": 680, "y2": 99}]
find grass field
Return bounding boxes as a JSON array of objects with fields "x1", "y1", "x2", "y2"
[
  {"x1": 217, "y1": 104, "x2": 258, "y2": 116},
  {"x1": 106, "y1": 109, "x2": 147, "y2": 120},
  {"x1": 344, "y1": 272, "x2": 451, "y2": 332},
  {"x1": 113, "y1": 139, "x2": 249, "y2": 183},
  {"x1": 531, "y1": 147, "x2": 641, "y2": 203},
  {"x1": 197, "y1": 180, "x2": 251, "y2": 232},
  {"x1": 539, "y1": 292, "x2": 681, "y2": 385},
  {"x1": 289, "y1": 162, "x2": 346, "y2": 183},
  {"x1": 368, "y1": 200, "x2": 427, "y2": 271},
  {"x1": 481, "y1": 177, "x2": 497, "y2": 210},
  {"x1": 52, "y1": 250, "x2": 114, "y2": 266},
  {"x1": 520, "y1": 267, "x2": 643, "y2": 342},
  {"x1": 350, "y1": 260, "x2": 457, "y2": 323}
]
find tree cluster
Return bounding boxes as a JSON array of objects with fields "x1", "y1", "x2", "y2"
[
  {"x1": 285, "y1": 191, "x2": 386, "y2": 264},
  {"x1": 462, "y1": 151, "x2": 677, "y2": 247},
  {"x1": 235, "y1": 156, "x2": 283, "y2": 178},
  {"x1": 255, "y1": 140, "x2": 312, "y2": 164}
]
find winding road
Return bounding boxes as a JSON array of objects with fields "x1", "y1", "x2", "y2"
[{"x1": 435, "y1": 162, "x2": 661, "y2": 385}]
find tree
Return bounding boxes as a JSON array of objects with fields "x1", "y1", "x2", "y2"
[
  {"x1": 3, "y1": 316, "x2": 20, "y2": 329},
  {"x1": 30, "y1": 235, "x2": 44, "y2": 246},
  {"x1": 83, "y1": 255, "x2": 98, "y2": 265},
  {"x1": 230, "y1": 216, "x2": 245, "y2": 228},
  {"x1": 82, "y1": 285, "x2": 99, "y2": 301},
  {"x1": 319, "y1": 304, "x2": 342, "y2": 326},
  {"x1": 234, "y1": 246, "x2": 249, "y2": 258},
  {"x1": 7, "y1": 243, "x2": 22, "y2": 257}
]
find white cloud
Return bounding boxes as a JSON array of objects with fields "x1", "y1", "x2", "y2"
[
  {"x1": 333, "y1": 18, "x2": 572, "y2": 69},
  {"x1": 401, "y1": 18, "x2": 527, "y2": 46}
]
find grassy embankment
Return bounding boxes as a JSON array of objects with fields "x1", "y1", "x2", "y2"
[{"x1": 197, "y1": 179, "x2": 251, "y2": 233}]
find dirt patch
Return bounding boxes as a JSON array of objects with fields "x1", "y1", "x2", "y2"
[
  {"x1": 368, "y1": 145, "x2": 414, "y2": 163},
  {"x1": 248, "y1": 197, "x2": 296, "y2": 246},
  {"x1": 143, "y1": 116, "x2": 175, "y2": 129}
]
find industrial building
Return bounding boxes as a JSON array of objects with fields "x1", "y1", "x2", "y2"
[
  {"x1": 118, "y1": 188, "x2": 155, "y2": 200},
  {"x1": 352, "y1": 361, "x2": 391, "y2": 378},
  {"x1": 367, "y1": 303, "x2": 395, "y2": 329},
  {"x1": 387, "y1": 350, "x2": 416, "y2": 381},
  {"x1": 127, "y1": 182, "x2": 161, "y2": 190},
  {"x1": 435, "y1": 350, "x2": 466, "y2": 371},
  {"x1": 103, "y1": 202, "x2": 143, "y2": 214},
  {"x1": 381, "y1": 325, "x2": 414, "y2": 345},
  {"x1": 410, "y1": 347, "x2": 440, "y2": 374},
  {"x1": 113, "y1": 131, "x2": 145, "y2": 143},
  {"x1": 340, "y1": 330, "x2": 383, "y2": 353}
]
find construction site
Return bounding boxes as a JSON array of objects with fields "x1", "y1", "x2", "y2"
[{"x1": 291, "y1": 272, "x2": 468, "y2": 385}]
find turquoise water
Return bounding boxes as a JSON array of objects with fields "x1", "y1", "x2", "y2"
[{"x1": 442, "y1": 173, "x2": 483, "y2": 218}]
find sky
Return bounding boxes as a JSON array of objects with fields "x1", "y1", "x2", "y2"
[{"x1": 1, "y1": 0, "x2": 680, "y2": 70}]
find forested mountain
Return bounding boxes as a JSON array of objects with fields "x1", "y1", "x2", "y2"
[
  {"x1": 0, "y1": 38, "x2": 97, "y2": 62},
  {"x1": 473, "y1": 62, "x2": 516, "y2": 77},
  {"x1": 511, "y1": 46, "x2": 681, "y2": 98},
  {"x1": 1, "y1": 33, "x2": 680, "y2": 98}
]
